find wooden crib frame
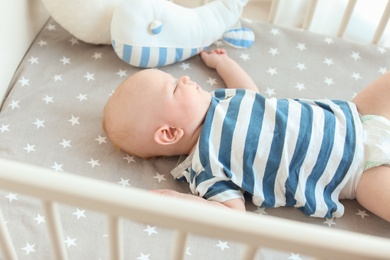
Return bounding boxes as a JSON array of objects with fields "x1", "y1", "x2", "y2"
[{"x1": 1, "y1": 0, "x2": 390, "y2": 259}]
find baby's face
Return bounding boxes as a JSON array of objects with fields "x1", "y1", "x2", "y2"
[
  {"x1": 104, "y1": 69, "x2": 211, "y2": 156},
  {"x1": 141, "y1": 69, "x2": 211, "y2": 134}
]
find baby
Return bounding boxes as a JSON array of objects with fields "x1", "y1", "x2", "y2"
[{"x1": 103, "y1": 49, "x2": 390, "y2": 221}]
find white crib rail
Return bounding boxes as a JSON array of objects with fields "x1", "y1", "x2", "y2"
[
  {"x1": 372, "y1": 0, "x2": 390, "y2": 44},
  {"x1": 267, "y1": 0, "x2": 390, "y2": 45},
  {"x1": 0, "y1": 158, "x2": 389, "y2": 260}
]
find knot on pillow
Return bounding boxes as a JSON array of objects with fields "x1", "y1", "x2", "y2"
[{"x1": 149, "y1": 20, "x2": 163, "y2": 35}]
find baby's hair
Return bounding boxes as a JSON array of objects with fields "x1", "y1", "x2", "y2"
[
  {"x1": 102, "y1": 112, "x2": 122, "y2": 153},
  {"x1": 102, "y1": 111, "x2": 155, "y2": 159}
]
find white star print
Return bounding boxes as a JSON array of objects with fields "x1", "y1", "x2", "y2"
[
  {"x1": 116, "y1": 69, "x2": 127, "y2": 77},
  {"x1": 323, "y1": 58, "x2": 334, "y2": 66},
  {"x1": 240, "y1": 53, "x2": 250, "y2": 61},
  {"x1": 295, "y1": 82, "x2": 306, "y2": 91},
  {"x1": 351, "y1": 72, "x2": 362, "y2": 80},
  {"x1": 87, "y1": 158, "x2": 100, "y2": 168},
  {"x1": 52, "y1": 74, "x2": 63, "y2": 82},
  {"x1": 254, "y1": 207, "x2": 268, "y2": 215},
  {"x1": 76, "y1": 93, "x2": 88, "y2": 101},
  {"x1": 73, "y1": 209, "x2": 86, "y2": 219},
  {"x1": 324, "y1": 77, "x2": 335, "y2": 86},
  {"x1": 288, "y1": 253, "x2": 302, "y2": 260},
  {"x1": 267, "y1": 67, "x2": 278, "y2": 76},
  {"x1": 92, "y1": 52, "x2": 102, "y2": 59},
  {"x1": 144, "y1": 225, "x2": 158, "y2": 236},
  {"x1": 265, "y1": 88, "x2": 276, "y2": 97},
  {"x1": 378, "y1": 67, "x2": 387, "y2": 74},
  {"x1": 270, "y1": 28, "x2": 280, "y2": 35},
  {"x1": 34, "y1": 214, "x2": 46, "y2": 224},
  {"x1": 0, "y1": 124, "x2": 10, "y2": 133},
  {"x1": 323, "y1": 218, "x2": 336, "y2": 227},
  {"x1": 18, "y1": 77, "x2": 30, "y2": 86},
  {"x1": 95, "y1": 135, "x2": 107, "y2": 144},
  {"x1": 123, "y1": 154, "x2": 136, "y2": 163},
  {"x1": 59, "y1": 139, "x2": 72, "y2": 149},
  {"x1": 33, "y1": 118, "x2": 45, "y2": 129},
  {"x1": 118, "y1": 178, "x2": 130, "y2": 187},
  {"x1": 350, "y1": 51, "x2": 361, "y2": 61},
  {"x1": 206, "y1": 77, "x2": 217, "y2": 86},
  {"x1": 296, "y1": 63, "x2": 307, "y2": 71},
  {"x1": 42, "y1": 95, "x2": 54, "y2": 104},
  {"x1": 22, "y1": 242, "x2": 36, "y2": 255},
  {"x1": 180, "y1": 62, "x2": 191, "y2": 70},
  {"x1": 296, "y1": 43, "x2": 307, "y2": 51},
  {"x1": 324, "y1": 37, "x2": 334, "y2": 45},
  {"x1": 377, "y1": 46, "x2": 387, "y2": 54},
  {"x1": 51, "y1": 162, "x2": 64, "y2": 172},
  {"x1": 5, "y1": 193, "x2": 18, "y2": 203},
  {"x1": 83, "y1": 72, "x2": 95, "y2": 81},
  {"x1": 356, "y1": 209, "x2": 369, "y2": 219},
  {"x1": 37, "y1": 40, "x2": 47, "y2": 46},
  {"x1": 8, "y1": 100, "x2": 20, "y2": 110},
  {"x1": 214, "y1": 40, "x2": 224, "y2": 47},
  {"x1": 69, "y1": 37, "x2": 79, "y2": 45},
  {"x1": 46, "y1": 24, "x2": 56, "y2": 31},
  {"x1": 64, "y1": 236, "x2": 77, "y2": 247},
  {"x1": 24, "y1": 143, "x2": 36, "y2": 153},
  {"x1": 68, "y1": 115, "x2": 80, "y2": 126},
  {"x1": 216, "y1": 240, "x2": 230, "y2": 251},
  {"x1": 137, "y1": 253, "x2": 150, "y2": 260},
  {"x1": 268, "y1": 48, "x2": 279, "y2": 56},
  {"x1": 60, "y1": 56, "x2": 71, "y2": 65},
  {"x1": 28, "y1": 56, "x2": 39, "y2": 64},
  {"x1": 153, "y1": 172, "x2": 166, "y2": 183}
]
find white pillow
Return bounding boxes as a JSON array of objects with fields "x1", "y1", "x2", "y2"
[
  {"x1": 111, "y1": 0, "x2": 249, "y2": 67},
  {"x1": 41, "y1": 0, "x2": 119, "y2": 44}
]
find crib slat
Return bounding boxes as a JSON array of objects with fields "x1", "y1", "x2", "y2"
[
  {"x1": 338, "y1": 0, "x2": 357, "y2": 38},
  {"x1": 43, "y1": 201, "x2": 68, "y2": 260},
  {"x1": 0, "y1": 208, "x2": 17, "y2": 260},
  {"x1": 241, "y1": 245, "x2": 258, "y2": 260},
  {"x1": 372, "y1": 0, "x2": 390, "y2": 44},
  {"x1": 172, "y1": 230, "x2": 188, "y2": 260},
  {"x1": 108, "y1": 216, "x2": 123, "y2": 260},
  {"x1": 268, "y1": 0, "x2": 279, "y2": 23},
  {"x1": 302, "y1": 0, "x2": 318, "y2": 30}
]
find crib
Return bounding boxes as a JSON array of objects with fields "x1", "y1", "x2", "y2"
[{"x1": 1, "y1": 0, "x2": 390, "y2": 259}]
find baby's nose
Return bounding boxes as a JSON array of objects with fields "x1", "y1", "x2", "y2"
[{"x1": 182, "y1": 76, "x2": 190, "y2": 84}]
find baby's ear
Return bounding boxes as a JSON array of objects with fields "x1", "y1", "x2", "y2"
[{"x1": 154, "y1": 126, "x2": 184, "y2": 145}]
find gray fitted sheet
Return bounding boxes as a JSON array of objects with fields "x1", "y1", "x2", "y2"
[{"x1": 0, "y1": 18, "x2": 389, "y2": 259}]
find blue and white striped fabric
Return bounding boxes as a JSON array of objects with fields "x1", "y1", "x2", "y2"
[
  {"x1": 173, "y1": 89, "x2": 364, "y2": 218},
  {"x1": 222, "y1": 27, "x2": 255, "y2": 49},
  {"x1": 112, "y1": 40, "x2": 207, "y2": 68}
]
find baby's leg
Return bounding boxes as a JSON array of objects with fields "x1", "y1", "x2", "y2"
[
  {"x1": 356, "y1": 166, "x2": 390, "y2": 222},
  {"x1": 353, "y1": 72, "x2": 390, "y2": 222},
  {"x1": 353, "y1": 71, "x2": 390, "y2": 120}
]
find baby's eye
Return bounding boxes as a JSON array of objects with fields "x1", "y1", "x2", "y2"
[{"x1": 173, "y1": 81, "x2": 178, "y2": 93}]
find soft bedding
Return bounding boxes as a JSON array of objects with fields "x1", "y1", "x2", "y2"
[{"x1": 0, "y1": 18, "x2": 389, "y2": 259}]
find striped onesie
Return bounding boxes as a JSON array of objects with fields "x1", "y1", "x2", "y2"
[{"x1": 171, "y1": 89, "x2": 365, "y2": 218}]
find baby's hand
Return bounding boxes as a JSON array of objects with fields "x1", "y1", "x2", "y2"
[{"x1": 200, "y1": 49, "x2": 229, "y2": 69}]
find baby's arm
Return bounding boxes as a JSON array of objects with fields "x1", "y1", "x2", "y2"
[
  {"x1": 200, "y1": 49, "x2": 258, "y2": 92},
  {"x1": 152, "y1": 189, "x2": 246, "y2": 211}
]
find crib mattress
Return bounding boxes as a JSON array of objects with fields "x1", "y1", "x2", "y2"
[{"x1": 0, "y1": 18, "x2": 389, "y2": 259}]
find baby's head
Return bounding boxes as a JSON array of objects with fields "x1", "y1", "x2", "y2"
[{"x1": 103, "y1": 69, "x2": 211, "y2": 158}]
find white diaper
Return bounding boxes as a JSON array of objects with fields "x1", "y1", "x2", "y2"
[
  {"x1": 340, "y1": 114, "x2": 390, "y2": 200},
  {"x1": 361, "y1": 115, "x2": 390, "y2": 170}
]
